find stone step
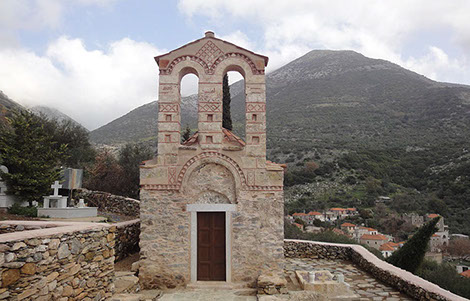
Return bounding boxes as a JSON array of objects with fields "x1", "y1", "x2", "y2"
[
  {"x1": 111, "y1": 294, "x2": 143, "y2": 301},
  {"x1": 116, "y1": 271, "x2": 137, "y2": 277},
  {"x1": 111, "y1": 290, "x2": 161, "y2": 301},
  {"x1": 115, "y1": 275, "x2": 140, "y2": 293},
  {"x1": 186, "y1": 281, "x2": 248, "y2": 290},
  {"x1": 287, "y1": 274, "x2": 301, "y2": 290}
]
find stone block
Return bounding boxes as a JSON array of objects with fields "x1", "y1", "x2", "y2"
[
  {"x1": 58, "y1": 243, "x2": 71, "y2": 259},
  {"x1": 20, "y1": 263, "x2": 36, "y2": 275},
  {"x1": 1, "y1": 269, "x2": 20, "y2": 287}
]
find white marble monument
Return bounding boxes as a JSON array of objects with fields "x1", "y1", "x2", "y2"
[{"x1": 38, "y1": 181, "x2": 97, "y2": 218}]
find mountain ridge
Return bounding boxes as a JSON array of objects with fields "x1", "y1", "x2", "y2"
[{"x1": 89, "y1": 49, "x2": 470, "y2": 151}]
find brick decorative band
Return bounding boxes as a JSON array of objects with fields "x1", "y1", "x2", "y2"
[{"x1": 141, "y1": 152, "x2": 283, "y2": 192}]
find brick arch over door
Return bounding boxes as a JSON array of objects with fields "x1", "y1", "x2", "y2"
[{"x1": 179, "y1": 152, "x2": 247, "y2": 200}]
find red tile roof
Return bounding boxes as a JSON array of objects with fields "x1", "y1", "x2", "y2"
[
  {"x1": 428, "y1": 214, "x2": 440, "y2": 219},
  {"x1": 293, "y1": 223, "x2": 303, "y2": 229},
  {"x1": 181, "y1": 131, "x2": 199, "y2": 146},
  {"x1": 222, "y1": 128, "x2": 246, "y2": 146},
  {"x1": 359, "y1": 227, "x2": 377, "y2": 232},
  {"x1": 461, "y1": 270, "x2": 470, "y2": 278},
  {"x1": 308, "y1": 211, "x2": 322, "y2": 216},
  {"x1": 380, "y1": 242, "x2": 396, "y2": 251},
  {"x1": 266, "y1": 160, "x2": 287, "y2": 169},
  {"x1": 361, "y1": 234, "x2": 388, "y2": 241},
  {"x1": 330, "y1": 208, "x2": 346, "y2": 211},
  {"x1": 341, "y1": 223, "x2": 356, "y2": 227},
  {"x1": 346, "y1": 208, "x2": 357, "y2": 211}
]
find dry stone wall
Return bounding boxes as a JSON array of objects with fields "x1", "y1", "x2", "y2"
[
  {"x1": 0, "y1": 222, "x2": 115, "y2": 300},
  {"x1": 114, "y1": 219, "x2": 140, "y2": 262},
  {"x1": 284, "y1": 239, "x2": 467, "y2": 301},
  {"x1": 74, "y1": 188, "x2": 140, "y2": 217},
  {"x1": 0, "y1": 224, "x2": 56, "y2": 234}
]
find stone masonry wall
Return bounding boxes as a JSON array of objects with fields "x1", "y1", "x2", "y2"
[
  {"x1": 139, "y1": 188, "x2": 284, "y2": 289},
  {"x1": 74, "y1": 188, "x2": 140, "y2": 217},
  {"x1": 0, "y1": 222, "x2": 115, "y2": 300},
  {"x1": 114, "y1": 219, "x2": 140, "y2": 262},
  {"x1": 0, "y1": 224, "x2": 56, "y2": 235},
  {"x1": 284, "y1": 239, "x2": 467, "y2": 301}
]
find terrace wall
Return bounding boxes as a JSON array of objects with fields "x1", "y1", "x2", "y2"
[
  {"x1": 284, "y1": 239, "x2": 467, "y2": 301},
  {"x1": 0, "y1": 221, "x2": 115, "y2": 300}
]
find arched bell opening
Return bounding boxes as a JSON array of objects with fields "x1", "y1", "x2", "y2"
[{"x1": 179, "y1": 67, "x2": 199, "y2": 144}]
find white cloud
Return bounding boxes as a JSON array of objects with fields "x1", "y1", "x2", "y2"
[
  {"x1": 0, "y1": 0, "x2": 116, "y2": 47},
  {"x1": 404, "y1": 46, "x2": 470, "y2": 84},
  {"x1": 0, "y1": 37, "x2": 165, "y2": 130},
  {"x1": 178, "y1": 0, "x2": 470, "y2": 85}
]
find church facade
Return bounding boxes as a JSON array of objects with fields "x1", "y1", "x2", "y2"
[{"x1": 139, "y1": 31, "x2": 285, "y2": 288}]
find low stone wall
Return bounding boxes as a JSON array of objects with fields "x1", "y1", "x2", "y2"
[
  {"x1": 74, "y1": 188, "x2": 140, "y2": 217},
  {"x1": 0, "y1": 223, "x2": 56, "y2": 234},
  {"x1": 0, "y1": 221, "x2": 115, "y2": 300},
  {"x1": 284, "y1": 239, "x2": 467, "y2": 301},
  {"x1": 114, "y1": 219, "x2": 140, "y2": 262}
]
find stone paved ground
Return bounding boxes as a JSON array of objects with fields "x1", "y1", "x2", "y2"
[
  {"x1": 112, "y1": 258, "x2": 415, "y2": 300},
  {"x1": 284, "y1": 258, "x2": 415, "y2": 300},
  {"x1": 158, "y1": 289, "x2": 257, "y2": 301}
]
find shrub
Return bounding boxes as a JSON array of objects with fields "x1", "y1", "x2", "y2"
[
  {"x1": 417, "y1": 260, "x2": 470, "y2": 299},
  {"x1": 8, "y1": 202, "x2": 37, "y2": 217}
]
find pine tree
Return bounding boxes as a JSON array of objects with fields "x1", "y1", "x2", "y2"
[
  {"x1": 0, "y1": 111, "x2": 67, "y2": 206},
  {"x1": 181, "y1": 124, "x2": 191, "y2": 142},
  {"x1": 222, "y1": 74, "x2": 232, "y2": 130},
  {"x1": 387, "y1": 216, "x2": 440, "y2": 273}
]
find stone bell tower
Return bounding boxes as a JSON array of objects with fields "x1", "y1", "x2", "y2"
[{"x1": 139, "y1": 31, "x2": 285, "y2": 289}]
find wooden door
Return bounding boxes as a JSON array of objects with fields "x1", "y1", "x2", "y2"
[{"x1": 197, "y1": 212, "x2": 226, "y2": 281}]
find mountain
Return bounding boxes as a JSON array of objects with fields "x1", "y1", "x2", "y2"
[
  {"x1": 30, "y1": 105, "x2": 83, "y2": 128},
  {"x1": 233, "y1": 50, "x2": 470, "y2": 153},
  {"x1": 90, "y1": 50, "x2": 470, "y2": 152},
  {"x1": 89, "y1": 94, "x2": 198, "y2": 145},
  {"x1": 0, "y1": 90, "x2": 24, "y2": 118}
]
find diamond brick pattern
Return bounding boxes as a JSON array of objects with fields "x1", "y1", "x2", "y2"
[
  {"x1": 246, "y1": 103, "x2": 266, "y2": 112},
  {"x1": 159, "y1": 103, "x2": 179, "y2": 112},
  {"x1": 199, "y1": 103, "x2": 221, "y2": 112},
  {"x1": 196, "y1": 41, "x2": 224, "y2": 67}
]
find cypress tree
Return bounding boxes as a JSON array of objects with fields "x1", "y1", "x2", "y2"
[
  {"x1": 222, "y1": 74, "x2": 232, "y2": 130},
  {"x1": 387, "y1": 216, "x2": 440, "y2": 273},
  {"x1": 181, "y1": 124, "x2": 191, "y2": 142}
]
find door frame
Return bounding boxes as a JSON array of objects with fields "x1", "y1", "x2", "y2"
[{"x1": 187, "y1": 204, "x2": 236, "y2": 283}]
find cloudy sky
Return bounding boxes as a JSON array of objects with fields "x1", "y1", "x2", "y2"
[{"x1": 1, "y1": 0, "x2": 469, "y2": 130}]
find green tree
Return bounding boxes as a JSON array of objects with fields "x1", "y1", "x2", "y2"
[
  {"x1": 118, "y1": 143, "x2": 153, "y2": 199},
  {"x1": 0, "y1": 111, "x2": 67, "y2": 205},
  {"x1": 181, "y1": 124, "x2": 192, "y2": 143},
  {"x1": 46, "y1": 118, "x2": 95, "y2": 168},
  {"x1": 387, "y1": 217, "x2": 440, "y2": 273},
  {"x1": 294, "y1": 218, "x2": 306, "y2": 226},
  {"x1": 222, "y1": 74, "x2": 232, "y2": 130}
]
